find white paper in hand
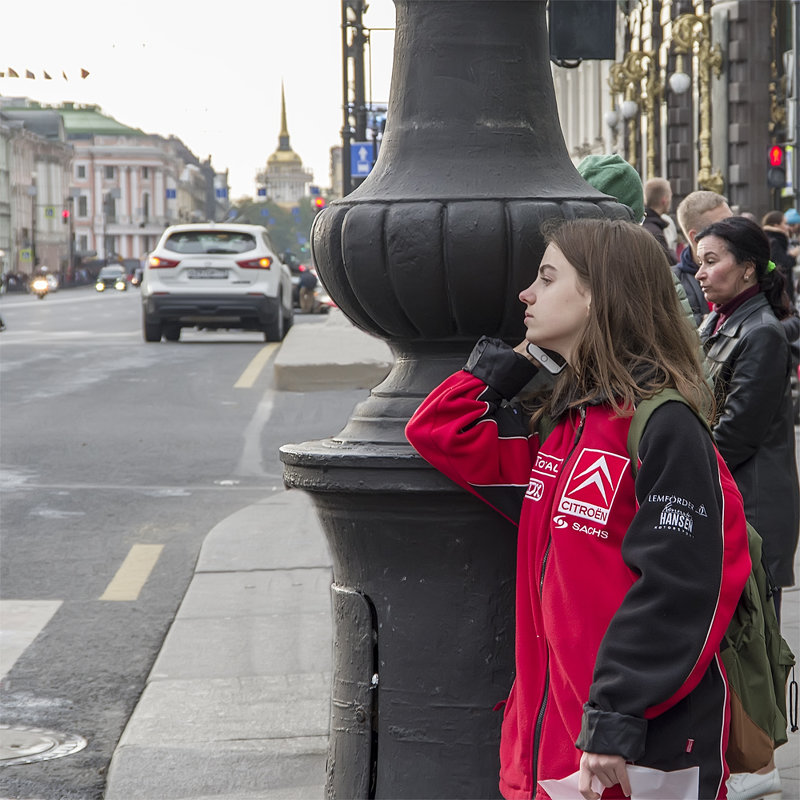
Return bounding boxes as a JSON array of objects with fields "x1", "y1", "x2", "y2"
[
  {"x1": 627, "y1": 765, "x2": 699, "y2": 799},
  {"x1": 538, "y1": 771, "x2": 601, "y2": 799},
  {"x1": 538, "y1": 765, "x2": 699, "y2": 799}
]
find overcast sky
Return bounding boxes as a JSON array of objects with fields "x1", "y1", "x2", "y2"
[{"x1": 2, "y1": 1, "x2": 396, "y2": 199}]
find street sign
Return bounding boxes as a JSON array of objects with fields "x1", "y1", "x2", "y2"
[
  {"x1": 44, "y1": 206, "x2": 56, "y2": 218},
  {"x1": 166, "y1": 188, "x2": 177, "y2": 199},
  {"x1": 351, "y1": 142, "x2": 375, "y2": 178}
]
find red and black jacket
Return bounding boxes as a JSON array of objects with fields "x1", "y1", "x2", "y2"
[{"x1": 406, "y1": 338, "x2": 751, "y2": 800}]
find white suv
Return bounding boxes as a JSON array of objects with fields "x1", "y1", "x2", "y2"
[{"x1": 141, "y1": 223, "x2": 294, "y2": 342}]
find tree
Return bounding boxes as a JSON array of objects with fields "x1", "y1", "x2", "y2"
[{"x1": 231, "y1": 197, "x2": 315, "y2": 257}]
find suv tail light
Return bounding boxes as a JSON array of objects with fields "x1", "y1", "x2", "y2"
[
  {"x1": 149, "y1": 256, "x2": 180, "y2": 268},
  {"x1": 237, "y1": 257, "x2": 272, "y2": 269}
]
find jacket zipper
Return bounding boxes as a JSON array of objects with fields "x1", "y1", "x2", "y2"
[{"x1": 530, "y1": 405, "x2": 586, "y2": 792}]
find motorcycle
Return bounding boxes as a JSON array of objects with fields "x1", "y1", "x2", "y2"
[
  {"x1": 31, "y1": 277, "x2": 49, "y2": 299},
  {"x1": 296, "y1": 269, "x2": 335, "y2": 314}
]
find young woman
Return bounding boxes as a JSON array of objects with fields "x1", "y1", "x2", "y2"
[{"x1": 406, "y1": 218, "x2": 751, "y2": 800}]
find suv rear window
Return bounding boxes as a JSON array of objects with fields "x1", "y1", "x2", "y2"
[{"x1": 164, "y1": 231, "x2": 257, "y2": 255}]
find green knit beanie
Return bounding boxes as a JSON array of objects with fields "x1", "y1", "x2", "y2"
[{"x1": 577, "y1": 154, "x2": 645, "y2": 223}]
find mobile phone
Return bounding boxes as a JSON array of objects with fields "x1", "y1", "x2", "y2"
[{"x1": 526, "y1": 343, "x2": 567, "y2": 374}]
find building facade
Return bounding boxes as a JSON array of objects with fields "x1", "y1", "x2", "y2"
[
  {"x1": 551, "y1": 0, "x2": 793, "y2": 220},
  {"x1": 0, "y1": 108, "x2": 72, "y2": 277},
  {"x1": 0, "y1": 98, "x2": 230, "y2": 282}
]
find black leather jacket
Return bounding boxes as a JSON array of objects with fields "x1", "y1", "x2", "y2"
[{"x1": 699, "y1": 293, "x2": 800, "y2": 585}]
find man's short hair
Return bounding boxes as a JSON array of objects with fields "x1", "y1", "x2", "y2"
[
  {"x1": 644, "y1": 178, "x2": 671, "y2": 209},
  {"x1": 676, "y1": 190, "x2": 730, "y2": 238}
]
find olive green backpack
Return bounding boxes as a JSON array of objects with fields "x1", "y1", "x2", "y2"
[{"x1": 628, "y1": 389, "x2": 797, "y2": 772}]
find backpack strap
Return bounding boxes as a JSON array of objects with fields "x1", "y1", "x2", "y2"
[
  {"x1": 627, "y1": 388, "x2": 711, "y2": 478},
  {"x1": 537, "y1": 413, "x2": 557, "y2": 444}
]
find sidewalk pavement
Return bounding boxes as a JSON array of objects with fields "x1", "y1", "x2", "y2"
[
  {"x1": 104, "y1": 311, "x2": 391, "y2": 800},
  {"x1": 104, "y1": 491, "x2": 334, "y2": 800},
  {"x1": 105, "y1": 310, "x2": 800, "y2": 800}
]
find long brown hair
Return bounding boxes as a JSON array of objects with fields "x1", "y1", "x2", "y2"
[{"x1": 528, "y1": 218, "x2": 713, "y2": 423}]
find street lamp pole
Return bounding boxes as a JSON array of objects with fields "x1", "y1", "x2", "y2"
[
  {"x1": 342, "y1": 0, "x2": 368, "y2": 196},
  {"x1": 608, "y1": 49, "x2": 663, "y2": 179},
  {"x1": 341, "y1": 1, "x2": 352, "y2": 197},
  {"x1": 669, "y1": 11, "x2": 724, "y2": 194}
]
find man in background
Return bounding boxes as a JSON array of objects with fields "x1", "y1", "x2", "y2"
[
  {"x1": 643, "y1": 177, "x2": 677, "y2": 262},
  {"x1": 674, "y1": 190, "x2": 733, "y2": 326},
  {"x1": 577, "y1": 154, "x2": 695, "y2": 327}
]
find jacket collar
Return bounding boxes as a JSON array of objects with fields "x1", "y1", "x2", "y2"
[
  {"x1": 644, "y1": 207, "x2": 668, "y2": 230},
  {"x1": 763, "y1": 226, "x2": 789, "y2": 245},
  {"x1": 677, "y1": 246, "x2": 699, "y2": 274},
  {"x1": 700, "y1": 292, "x2": 769, "y2": 340}
]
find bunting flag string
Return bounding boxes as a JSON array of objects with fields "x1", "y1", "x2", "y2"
[{"x1": 0, "y1": 68, "x2": 90, "y2": 80}]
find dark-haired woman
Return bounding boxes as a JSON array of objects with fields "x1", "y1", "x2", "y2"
[
  {"x1": 696, "y1": 216, "x2": 799, "y2": 612},
  {"x1": 406, "y1": 218, "x2": 751, "y2": 800},
  {"x1": 695, "y1": 216, "x2": 799, "y2": 800}
]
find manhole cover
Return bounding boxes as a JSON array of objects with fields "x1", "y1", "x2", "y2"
[{"x1": 0, "y1": 725, "x2": 87, "y2": 766}]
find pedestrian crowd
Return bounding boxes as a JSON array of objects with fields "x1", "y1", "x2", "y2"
[{"x1": 406, "y1": 156, "x2": 799, "y2": 800}]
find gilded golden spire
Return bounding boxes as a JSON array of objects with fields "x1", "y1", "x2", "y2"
[
  {"x1": 268, "y1": 81, "x2": 302, "y2": 165},
  {"x1": 279, "y1": 81, "x2": 289, "y2": 142}
]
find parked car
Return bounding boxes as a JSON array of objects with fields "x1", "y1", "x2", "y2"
[
  {"x1": 141, "y1": 223, "x2": 294, "y2": 342},
  {"x1": 95, "y1": 265, "x2": 128, "y2": 292},
  {"x1": 121, "y1": 258, "x2": 143, "y2": 287}
]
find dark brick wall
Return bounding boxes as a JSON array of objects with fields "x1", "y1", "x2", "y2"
[{"x1": 725, "y1": 0, "x2": 773, "y2": 216}]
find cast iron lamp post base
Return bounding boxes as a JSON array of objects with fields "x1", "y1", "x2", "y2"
[{"x1": 281, "y1": 2, "x2": 628, "y2": 796}]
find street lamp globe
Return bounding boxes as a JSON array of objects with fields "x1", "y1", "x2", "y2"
[
  {"x1": 604, "y1": 109, "x2": 619, "y2": 129},
  {"x1": 621, "y1": 99, "x2": 639, "y2": 119},
  {"x1": 669, "y1": 71, "x2": 692, "y2": 94}
]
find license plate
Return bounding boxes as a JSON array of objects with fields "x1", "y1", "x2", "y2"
[{"x1": 187, "y1": 268, "x2": 228, "y2": 279}]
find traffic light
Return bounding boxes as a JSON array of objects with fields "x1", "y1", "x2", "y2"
[
  {"x1": 312, "y1": 196, "x2": 326, "y2": 213},
  {"x1": 767, "y1": 145, "x2": 787, "y2": 189}
]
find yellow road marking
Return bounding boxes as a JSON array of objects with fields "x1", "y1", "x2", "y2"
[
  {"x1": 234, "y1": 344, "x2": 279, "y2": 389},
  {"x1": 100, "y1": 545, "x2": 164, "y2": 601}
]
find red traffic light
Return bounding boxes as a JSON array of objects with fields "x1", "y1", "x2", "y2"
[
  {"x1": 769, "y1": 145, "x2": 784, "y2": 167},
  {"x1": 62, "y1": 208, "x2": 70, "y2": 219},
  {"x1": 313, "y1": 196, "x2": 326, "y2": 209}
]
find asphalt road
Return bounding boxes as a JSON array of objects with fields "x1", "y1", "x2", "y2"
[{"x1": 0, "y1": 286, "x2": 367, "y2": 799}]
